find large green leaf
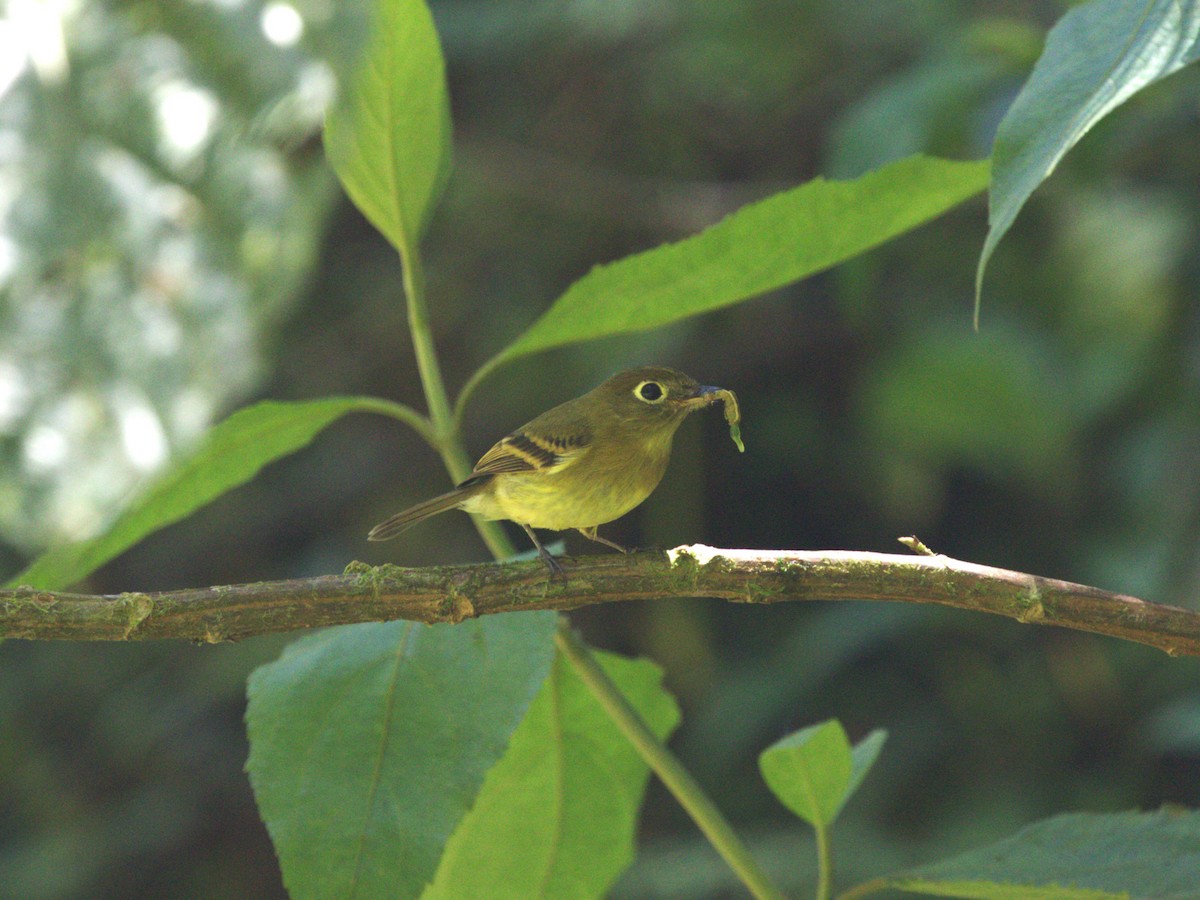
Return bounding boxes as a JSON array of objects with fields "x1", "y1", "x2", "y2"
[
  {"x1": 423, "y1": 649, "x2": 680, "y2": 899},
  {"x1": 246, "y1": 612, "x2": 557, "y2": 900},
  {"x1": 888, "y1": 809, "x2": 1200, "y2": 899},
  {"x1": 324, "y1": 0, "x2": 452, "y2": 252},
  {"x1": 7, "y1": 397, "x2": 411, "y2": 591},
  {"x1": 462, "y1": 155, "x2": 989, "y2": 403},
  {"x1": 976, "y1": 0, "x2": 1200, "y2": 311}
]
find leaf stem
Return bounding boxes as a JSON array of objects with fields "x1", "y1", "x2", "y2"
[
  {"x1": 398, "y1": 243, "x2": 514, "y2": 560},
  {"x1": 399, "y1": 247, "x2": 458, "y2": 461},
  {"x1": 835, "y1": 877, "x2": 888, "y2": 899},
  {"x1": 814, "y1": 822, "x2": 832, "y2": 900},
  {"x1": 555, "y1": 619, "x2": 786, "y2": 900},
  {"x1": 454, "y1": 351, "x2": 503, "y2": 429},
  {"x1": 353, "y1": 396, "x2": 437, "y2": 446}
]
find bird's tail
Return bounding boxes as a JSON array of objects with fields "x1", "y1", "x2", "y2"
[{"x1": 367, "y1": 477, "x2": 490, "y2": 541}]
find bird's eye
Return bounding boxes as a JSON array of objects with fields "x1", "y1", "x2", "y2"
[{"x1": 635, "y1": 380, "x2": 666, "y2": 403}]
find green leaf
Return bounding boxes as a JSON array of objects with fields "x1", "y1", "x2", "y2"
[
  {"x1": 324, "y1": 0, "x2": 452, "y2": 251},
  {"x1": 888, "y1": 809, "x2": 1200, "y2": 899},
  {"x1": 759, "y1": 720, "x2": 861, "y2": 829},
  {"x1": 463, "y1": 155, "x2": 988, "y2": 403},
  {"x1": 846, "y1": 728, "x2": 888, "y2": 804},
  {"x1": 7, "y1": 397, "x2": 402, "y2": 590},
  {"x1": 246, "y1": 612, "x2": 557, "y2": 900},
  {"x1": 424, "y1": 650, "x2": 681, "y2": 899},
  {"x1": 977, "y1": 0, "x2": 1200, "y2": 312}
]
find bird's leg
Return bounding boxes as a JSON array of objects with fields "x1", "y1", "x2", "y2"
[
  {"x1": 520, "y1": 523, "x2": 566, "y2": 579},
  {"x1": 577, "y1": 526, "x2": 629, "y2": 554}
]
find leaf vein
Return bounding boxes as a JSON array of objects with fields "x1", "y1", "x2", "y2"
[{"x1": 348, "y1": 621, "x2": 417, "y2": 897}]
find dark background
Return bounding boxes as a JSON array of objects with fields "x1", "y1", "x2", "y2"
[{"x1": 2, "y1": 1, "x2": 1200, "y2": 896}]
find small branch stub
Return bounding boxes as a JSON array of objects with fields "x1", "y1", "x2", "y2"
[{"x1": 898, "y1": 535, "x2": 936, "y2": 557}]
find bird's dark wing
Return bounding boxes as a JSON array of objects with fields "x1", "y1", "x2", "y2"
[{"x1": 471, "y1": 426, "x2": 592, "y2": 477}]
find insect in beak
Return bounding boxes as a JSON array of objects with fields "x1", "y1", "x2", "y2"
[{"x1": 677, "y1": 386, "x2": 744, "y2": 452}]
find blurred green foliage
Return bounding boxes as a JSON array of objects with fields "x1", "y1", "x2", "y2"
[{"x1": 2, "y1": 0, "x2": 1200, "y2": 897}]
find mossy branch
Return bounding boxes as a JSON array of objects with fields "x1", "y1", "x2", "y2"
[{"x1": 3, "y1": 544, "x2": 1199, "y2": 656}]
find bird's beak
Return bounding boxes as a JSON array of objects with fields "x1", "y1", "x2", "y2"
[
  {"x1": 678, "y1": 383, "x2": 744, "y2": 451},
  {"x1": 678, "y1": 384, "x2": 725, "y2": 411}
]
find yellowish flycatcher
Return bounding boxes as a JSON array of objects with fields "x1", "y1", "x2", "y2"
[{"x1": 368, "y1": 365, "x2": 739, "y2": 574}]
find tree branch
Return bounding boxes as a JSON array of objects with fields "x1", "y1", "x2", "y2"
[{"x1": 3, "y1": 545, "x2": 1199, "y2": 656}]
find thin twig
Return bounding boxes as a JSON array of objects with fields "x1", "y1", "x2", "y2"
[{"x1": 3, "y1": 545, "x2": 1199, "y2": 656}]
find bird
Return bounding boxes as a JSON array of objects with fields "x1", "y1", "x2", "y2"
[{"x1": 368, "y1": 366, "x2": 737, "y2": 575}]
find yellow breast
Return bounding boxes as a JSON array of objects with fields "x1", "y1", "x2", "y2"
[{"x1": 462, "y1": 433, "x2": 674, "y2": 531}]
